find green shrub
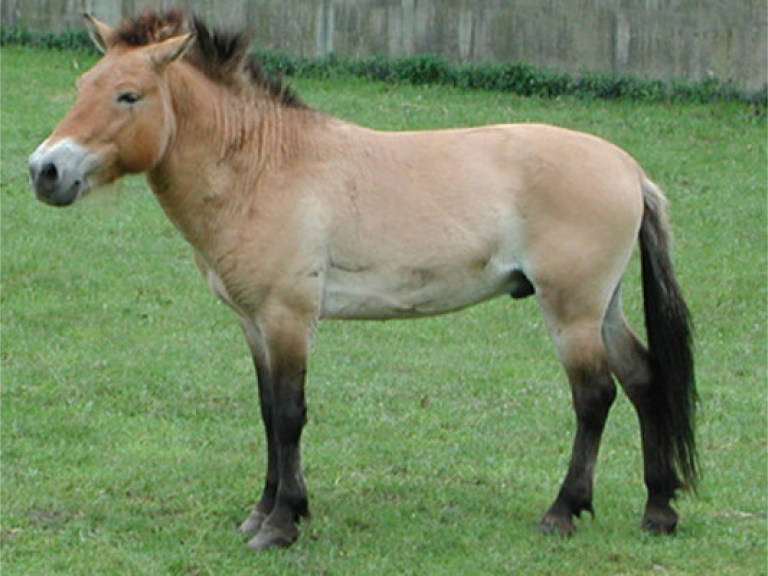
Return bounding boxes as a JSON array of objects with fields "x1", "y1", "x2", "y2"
[{"x1": 0, "y1": 26, "x2": 92, "y2": 50}]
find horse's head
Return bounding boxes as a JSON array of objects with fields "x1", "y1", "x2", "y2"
[{"x1": 29, "y1": 14, "x2": 194, "y2": 206}]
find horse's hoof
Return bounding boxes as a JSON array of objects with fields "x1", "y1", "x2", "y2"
[
  {"x1": 238, "y1": 510, "x2": 267, "y2": 536},
  {"x1": 247, "y1": 523, "x2": 299, "y2": 552},
  {"x1": 641, "y1": 505, "x2": 678, "y2": 534},
  {"x1": 538, "y1": 512, "x2": 576, "y2": 537}
]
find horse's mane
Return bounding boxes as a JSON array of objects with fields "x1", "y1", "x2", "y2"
[{"x1": 113, "y1": 9, "x2": 305, "y2": 108}]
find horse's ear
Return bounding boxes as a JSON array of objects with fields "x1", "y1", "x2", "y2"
[
  {"x1": 83, "y1": 14, "x2": 116, "y2": 53},
  {"x1": 148, "y1": 33, "x2": 196, "y2": 68}
]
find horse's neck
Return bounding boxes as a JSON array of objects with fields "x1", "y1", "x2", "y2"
[{"x1": 147, "y1": 66, "x2": 304, "y2": 253}]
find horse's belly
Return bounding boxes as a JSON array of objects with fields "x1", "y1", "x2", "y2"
[{"x1": 318, "y1": 259, "x2": 519, "y2": 320}]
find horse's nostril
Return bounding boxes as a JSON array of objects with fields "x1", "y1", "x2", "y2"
[{"x1": 40, "y1": 162, "x2": 59, "y2": 183}]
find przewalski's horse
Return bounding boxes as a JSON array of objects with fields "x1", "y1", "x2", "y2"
[{"x1": 28, "y1": 10, "x2": 697, "y2": 552}]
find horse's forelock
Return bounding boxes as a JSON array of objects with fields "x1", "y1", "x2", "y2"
[{"x1": 115, "y1": 8, "x2": 189, "y2": 47}]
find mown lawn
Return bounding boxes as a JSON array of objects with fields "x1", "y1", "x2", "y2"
[{"x1": 1, "y1": 46, "x2": 766, "y2": 575}]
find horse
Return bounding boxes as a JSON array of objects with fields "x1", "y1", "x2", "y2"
[{"x1": 28, "y1": 9, "x2": 697, "y2": 552}]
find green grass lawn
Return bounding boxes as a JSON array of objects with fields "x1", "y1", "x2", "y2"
[{"x1": 2, "y1": 46, "x2": 766, "y2": 575}]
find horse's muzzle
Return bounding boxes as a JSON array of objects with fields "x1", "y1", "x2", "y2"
[{"x1": 29, "y1": 138, "x2": 92, "y2": 207}]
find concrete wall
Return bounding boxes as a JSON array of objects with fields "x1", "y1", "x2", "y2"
[{"x1": 3, "y1": 0, "x2": 765, "y2": 90}]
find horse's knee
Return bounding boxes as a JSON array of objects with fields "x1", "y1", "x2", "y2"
[{"x1": 275, "y1": 397, "x2": 307, "y2": 444}]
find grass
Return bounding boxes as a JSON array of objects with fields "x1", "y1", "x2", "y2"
[{"x1": 2, "y1": 46, "x2": 766, "y2": 575}]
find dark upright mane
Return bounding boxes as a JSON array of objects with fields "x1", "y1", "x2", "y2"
[{"x1": 112, "y1": 9, "x2": 305, "y2": 108}]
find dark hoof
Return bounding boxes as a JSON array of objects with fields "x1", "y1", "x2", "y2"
[
  {"x1": 247, "y1": 522, "x2": 299, "y2": 552},
  {"x1": 538, "y1": 512, "x2": 576, "y2": 537},
  {"x1": 238, "y1": 510, "x2": 268, "y2": 537},
  {"x1": 641, "y1": 504, "x2": 678, "y2": 534}
]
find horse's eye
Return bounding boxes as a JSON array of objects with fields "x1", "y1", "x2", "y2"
[{"x1": 117, "y1": 92, "x2": 142, "y2": 105}]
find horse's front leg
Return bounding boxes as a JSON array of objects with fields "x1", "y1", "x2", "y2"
[
  {"x1": 244, "y1": 311, "x2": 312, "y2": 552},
  {"x1": 193, "y1": 257, "x2": 285, "y2": 539},
  {"x1": 237, "y1": 319, "x2": 278, "y2": 537}
]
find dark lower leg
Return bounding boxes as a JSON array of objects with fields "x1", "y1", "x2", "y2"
[
  {"x1": 603, "y1": 314, "x2": 682, "y2": 533},
  {"x1": 239, "y1": 362, "x2": 278, "y2": 535},
  {"x1": 629, "y1": 386, "x2": 682, "y2": 533},
  {"x1": 269, "y1": 391, "x2": 310, "y2": 526},
  {"x1": 248, "y1": 360, "x2": 309, "y2": 551},
  {"x1": 540, "y1": 372, "x2": 616, "y2": 535}
]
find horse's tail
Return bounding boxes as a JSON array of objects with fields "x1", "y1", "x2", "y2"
[{"x1": 638, "y1": 176, "x2": 698, "y2": 492}]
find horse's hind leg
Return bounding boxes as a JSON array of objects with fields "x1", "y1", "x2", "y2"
[
  {"x1": 602, "y1": 288, "x2": 680, "y2": 533},
  {"x1": 538, "y1": 301, "x2": 617, "y2": 535}
]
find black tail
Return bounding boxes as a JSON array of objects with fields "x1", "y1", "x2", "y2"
[{"x1": 639, "y1": 178, "x2": 698, "y2": 493}]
